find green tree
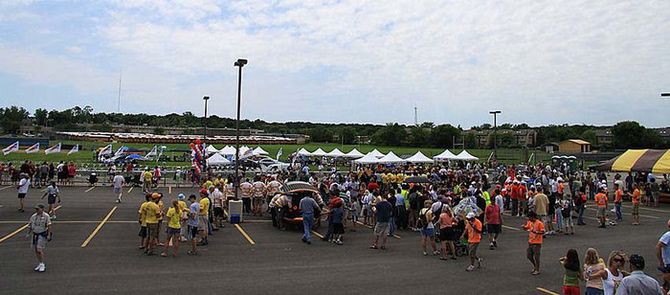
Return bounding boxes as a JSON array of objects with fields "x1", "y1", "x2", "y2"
[
  {"x1": 612, "y1": 121, "x2": 662, "y2": 149},
  {"x1": 340, "y1": 126, "x2": 357, "y2": 144},
  {"x1": 409, "y1": 126, "x2": 430, "y2": 147},
  {"x1": 371, "y1": 123, "x2": 406, "y2": 146},
  {"x1": 34, "y1": 108, "x2": 48, "y2": 126},
  {"x1": 0, "y1": 106, "x2": 29, "y2": 134},
  {"x1": 580, "y1": 130, "x2": 597, "y2": 145},
  {"x1": 464, "y1": 133, "x2": 477, "y2": 149},
  {"x1": 430, "y1": 124, "x2": 460, "y2": 148}
]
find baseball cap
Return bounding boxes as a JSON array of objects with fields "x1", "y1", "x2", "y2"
[
  {"x1": 466, "y1": 212, "x2": 475, "y2": 219},
  {"x1": 177, "y1": 193, "x2": 185, "y2": 200},
  {"x1": 151, "y1": 193, "x2": 161, "y2": 200},
  {"x1": 34, "y1": 203, "x2": 45, "y2": 209}
]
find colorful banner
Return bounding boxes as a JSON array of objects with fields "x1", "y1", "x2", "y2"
[
  {"x1": 45, "y1": 142, "x2": 62, "y2": 154},
  {"x1": 68, "y1": 144, "x2": 79, "y2": 155},
  {"x1": 25, "y1": 143, "x2": 40, "y2": 154},
  {"x1": 2, "y1": 141, "x2": 19, "y2": 155}
]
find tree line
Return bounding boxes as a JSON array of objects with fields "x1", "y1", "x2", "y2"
[{"x1": 0, "y1": 106, "x2": 668, "y2": 150}]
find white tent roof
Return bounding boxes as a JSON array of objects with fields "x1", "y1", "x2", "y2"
[
  {"x1": 311, "y1": 148, "x2": 327, "y2": 157},
  {"x1": 252, "y1": 146, "x2": 269, "y2": 156},
  {"x1": 205, "y1": 145, "x2": 219, "y2": 154},
  {"x1": 344, "y1": 148, "x2": 364, "y2": 158},
  {"x1": 353, "y1": 153, "x2": 380, "y2": 164},
  {"x1": 206, "y1": 153, "x2": 231, "y2": 166},
  {"x1": 325, "y1": 148, "x2": 346, "y2": 157},
  {"x1": 296, "y1": 148, "x2": 312, "y2": 156},
  {"x1": 455, "y1": 150, "x2": 479, "y2": 161},
  {"x1": 433, "y1": 149, "x2": 458, "y2": 161},
  {"x1": 219, "y1": 146, "x2": 236, "y2": 155},
  {"x1": 367, "y1": 149, "x2": 385, "y2": 158},
  {"x1": 377, "y1": 151, "x2": 406, "y2": 164},
  {"x1": 405, "y1": 151, "x2": 434, "y2": 163}
]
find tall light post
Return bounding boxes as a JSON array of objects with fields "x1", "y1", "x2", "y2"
[
  {"x1": 233, "y1": 58, "x2": 248, "y2": 201},
  {"x1": 203, "y1": 96, "x2": 210, "y2": 171},
  {"x1": 489, "y1": 110, "x2": 501, "y2": 161},
  {"x1": 662, "y1": 93, "x2": 669, "y2": 97}
]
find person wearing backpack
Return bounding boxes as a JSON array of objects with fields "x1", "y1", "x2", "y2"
[
  {"x1": 418, "y1": 200, "x2": 438, "y2": 256},
  {"x1": 575, "y1": 187, "x2": 587, "y2": 226}
]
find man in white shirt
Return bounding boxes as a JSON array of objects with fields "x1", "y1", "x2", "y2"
[
  {"x1": 240, "y1": 179, "x2": 253, "y2": 214},
  {"x1": 251, "y1": 179, "x2": 267, "y2": 216},
  {"x1": 112, "y1": 172, "x2": 125, "y2": 203},
  {"x1": 27, "y1": 204, "x2": 51, "y2": 272},
  {"x1": 17, "y1": 173, "x2": 31, "y2": 212}
]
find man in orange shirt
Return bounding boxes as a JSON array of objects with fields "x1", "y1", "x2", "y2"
[
  {"x1": 595, "y1": 187, "x2": 608, "y2": 228},
  {"x1": 614, "y1": 183, "x2": 623, "y2": 222},
  {"x1": 462, "y1": 212, "x2": 482, "y2": 272},
  {"x1": 632, "y1": 183, "x2": 640, "y2": 225},
  {"x1": 523, "y1": 211, "x2": 545, "y2": 275}
]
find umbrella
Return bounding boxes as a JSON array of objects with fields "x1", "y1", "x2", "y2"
[
  {"x1": 592, "y1": 149, "x2": 670, "y2": 173},
  {"x1": 125, "y1": 154, "x2": 146, "y2": 161},
  {"x1": 452, "y1": 197, "x2": 483, "y2": 219},
  {"x1": 280, "y1": 181, "x2": 320, "y2": 194},
  {"x1": 403, "y1": 176, "x2": 432, "y2": 184}
]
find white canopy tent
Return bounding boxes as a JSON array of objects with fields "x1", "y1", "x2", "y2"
[
  {"x1": 455, "y1": 150, "x2": 479, "y2": 161},
  {"x1": 296, "y1": 148, "x2": 312, "y2": 156},
  {"x1": 405, "y1": 151, "x2": 434, "y2": 163},
  {"x1": 344, "y1": 148, "x2": 364, "y2": 158},
  {"x1": 377, "y1": 151, "x2": 406, "y2": 164},
  {"x1": 367, "y1": 149, "x2": 386, "y2": 159},
  {"x1": 219, "y1": 146, "x2": 236, "y2": 156},
  {"x1": 206, "y1": 153, "x2": 231, "y2": 166},
  {"x1": 311, "y1": 148, "x2": 327, "y2": 157},
  {"x1": 205, "y1": 145, "x2": 219, "y2": 154},
  {"x1": 433, "y1": 149, "x2": 458, "y2": 161},
  {"x1": 353, "y1": 153, "x2": 380, "y2": 164},
  {"x1": 252, "y1": 146, "x2": 270, "y2": 156},
  {"x1": 325, "y1": 148, "x2": 346, "y2": 158}
]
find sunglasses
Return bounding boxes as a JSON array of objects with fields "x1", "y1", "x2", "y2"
[{"x1": 614, "y1": 258, "x2": 625, "y2": 263}]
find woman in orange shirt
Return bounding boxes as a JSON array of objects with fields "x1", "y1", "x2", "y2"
[{"x1": 632, "y1": 183, "x2": 640, "y2": 225}]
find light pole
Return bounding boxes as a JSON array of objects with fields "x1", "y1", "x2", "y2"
[
  {"x1": 234, "y1": 58, "x2": 248, "y2": 201},
  {"x1": 203, "y1": 96, "x2": 210, "y2": 171},
  {"x1": 489, "y1": 110, "x2": 501, "y2": 161},
  {"x1": 662, "y1": 93, "x2": 669, "y2": 97}
]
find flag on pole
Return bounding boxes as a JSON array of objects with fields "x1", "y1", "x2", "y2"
[
  {"x1": 67, "y1": 144, "x2": 79, "y2": 155},
  {"x1": 2, "y1": 141, "x2": 19, "y2": 155},
  {"x1": 25, "y1": 143, "x2": 40, "y2": 154},
  {"x1": 276, "y1": 147, "x2": 283, "y2": 160},
  {"x1": 98, "y1": 144, "x2": 113, "y2": 156},
  {"x1": 114, "y1": 146, "x2": 126, "y2": 156},
  {"x1": 45, "y1": 142, "x2": 62, "y2": 154}
]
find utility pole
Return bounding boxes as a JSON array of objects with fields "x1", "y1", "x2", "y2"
[
  {"x1": 117, "y1": 70, "x2": 122, "y2": 113},
  {"x1": 489, "y1": 110, "x2": 502, "y2": 161},
  {"x1": 414, "y1": 106, "x2": 418, "y2": 126}
]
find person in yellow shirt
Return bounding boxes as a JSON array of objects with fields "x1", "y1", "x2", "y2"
[
  {"x1": 143, "y1": 193, "x2": 161, "y2": 255},
  {"x1": 177, "y1": 194, "x2": 188, "y2": 242},
  {"x1": 202, "y1": 178, "x2": 213, "y2": 190},
  {"x1": 142, "y1": 169, "x2": 153, "y2": 193},
  {"x1": 161, "y1": 200, "x2": 182, "y2": 257},
  {"x1": 198, "y1": 190, "x2": 210, "y2": 245},
  {"x1": 138, "y1": 194, "x2": 151, "y2": 249},
  {"x1": 155, "y1": 193, "x2": 165, "y2": 246}
]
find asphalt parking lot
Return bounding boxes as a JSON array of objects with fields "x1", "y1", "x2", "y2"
[{"x1": 0, "y1": 184, "x2": 668, "y2": 295}]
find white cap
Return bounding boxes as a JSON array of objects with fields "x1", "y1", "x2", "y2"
[{"x1": 466, "y1": 212, "x2": 476, "y2": 219}]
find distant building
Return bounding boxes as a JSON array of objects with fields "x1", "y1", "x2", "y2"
[
  {"x1": 558, "y1": 139, "x2": 591, "y2": 153},
  {"x1": 541, "y1": 142, "x2": 560, "y2": 153},
  {"x1": 594, "y1": 129, "x2": 613, "y2": 146},
  {"x1": 462, "y1": 129, "x2": 537, "y2": 147}
]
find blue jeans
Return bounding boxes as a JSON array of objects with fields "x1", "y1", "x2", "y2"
[
  {"x1": 585, "y1": 287, "x2": 604, "y2": 295},
  {"x1": 555, "y1": 210, "x2": 563, "y2": 230},
  {"x1": 578, "y1": 205, "x2": 585, "y2": 224},
  {"x1": 388, "y1": 216, "x2": 396, "y2": 235},
  {"x1": 302, "y1": 213, "x2": 314, "y2": 241},
  {"x1": 615, "y1": 203, "x2": 622, "y2": 221}
]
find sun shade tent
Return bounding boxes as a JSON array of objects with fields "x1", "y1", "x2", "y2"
[
  {"x1": 205, "y1": 145, "x2": 219, "y2": 154},
  {"x1": 124, "y1": 154, "x2": 146, "y2": 161},
  {"x1": 433, "y1": 149, "x2": 458, "y2": 161},
  {"x1": 344, "y1": 148, "x2": 364, "y2": 158},
  {"x1": 207, "y1": 153, "x2": 231, "y2": 166},
  {"x1": 377, "y1": 151, "x2": 406, "y2": 164},
  {"x1": 592, "y1": 149, "x2": 670, "y2": 174},
  {"x1": 252, "y1": 146, "x2": 270, "y2": 156},
  {"x1": 279, "y1": 181, "x2": 320, "y2": 195},
  {"x1": 405, "y1": 151, "x2": 434, "y2": 163},
  {"x1": 455, "y1": 150, "x2": 479, "y2": 161},
  {"x1": 354, "y1": 153, "x2": 381, "y2": 164},
  {"x1": 219, "y1": 146, "x2": 236, "y2": 156},
  {"x1": 367, "y1": 149, "x2": 386, "y2": 158},
  {"x1": 311, "y1": 148, "x2": 327, "y2": 157},
  {"x1": 326, "y1": 148, "x2": 346, "y2": 158},
  {"x1": 296, "y1": 148, "x2": 312, "y2": 156}
]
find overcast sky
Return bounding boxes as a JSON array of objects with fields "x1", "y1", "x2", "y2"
[{"x1": 1, "y1": 0, "x2": 669, "y2": 127}]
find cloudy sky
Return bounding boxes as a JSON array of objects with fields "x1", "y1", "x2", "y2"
[{"x1": 1, "y1": 0, "x2": 669, "y2": 127}]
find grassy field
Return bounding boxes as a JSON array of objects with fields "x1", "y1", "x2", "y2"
[{"x1": 0, "y1": 140, "x2": 552, "y2": 166}]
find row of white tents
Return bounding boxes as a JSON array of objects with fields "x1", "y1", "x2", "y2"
[{"x1": 206, "y1": 145, "x2": 270, "y2": 157}]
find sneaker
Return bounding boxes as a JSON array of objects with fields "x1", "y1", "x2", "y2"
[
  {"x1": 37, "y1": 264, "x2": 45, "y2": 272},
  {"x1": 493, "y1": 241, "x2": 498, "y2": 248},
  {"x1": 335, "y1": 240, "x2": 343, "y2": 245},
  {"x1": 466, "y1": 265, "x2": 476, "y2": 272},
  {"x1": 423, "y1": 251, "x2": 428, "y2": 256},
  {"x1": 34, "y1": 264, "x2": 42, "y2": 271}
]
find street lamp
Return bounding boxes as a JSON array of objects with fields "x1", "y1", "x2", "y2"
[
  {"x1": 662, "y1": 93, "x2": 669, "y2": 97},
  {"x1": 489, "y1": 110, "x2": 501, "y2": 161},
  {"x1": 203, "y1": 96, "x2": 210, "y2": 171},
  {"x1": 234, "y1": 58, "x2": 247, "y2": 201}
]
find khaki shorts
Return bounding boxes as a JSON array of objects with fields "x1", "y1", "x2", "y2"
[
  {"x1": 596, "y1": 207, "x2": 607, "y2": 218},
  {"x1": 198, "y1": 216, "x2": 208, "y2": 231},
  {"x1": 147, "y1": 223, "x2": 159, "y2": 240},
  {"x1": 374, "y1": 222, "x2": 389, "y2": 236}
]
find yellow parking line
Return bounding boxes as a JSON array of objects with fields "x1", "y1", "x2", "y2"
[
  {"x1": 128, "y1": 187, "x2": 133, "y2": 193},
  {"x1": 234, "y1": 224, "x2": 256, "y2": 245},
  {"x1": 536, "y1": 287, "x2": 560, "y2": 295},
  {"x1": 0, "y1": 186, "x2": 12, "y2": 191},
  {"x1": 81, "y1": 206, "x2": 117, "y2": 248},
  {"x1": 621, "y1": 204, "x2": 670, "y2": 214},
  {"x1": 311, "y1": 230, "x2": 324, "y2": 239},
  {"x1": 168, "y1": 186, "x2": 172, "y2": 194},
  {"x1": 85, "y1": 186, "x2": 96, "y2": 193},
  {"x1": 0, "y1": 206, "x2": 61, "y2": 244}
]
